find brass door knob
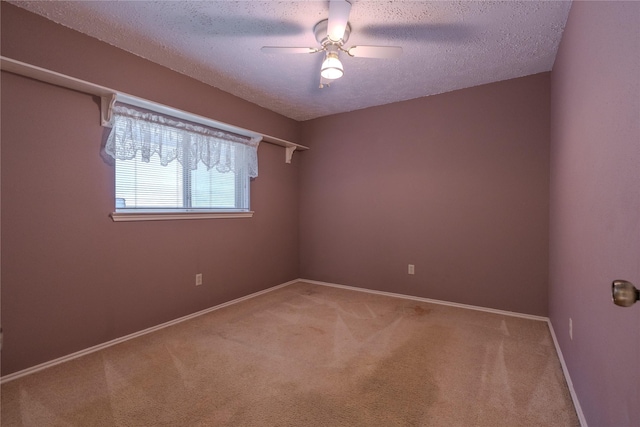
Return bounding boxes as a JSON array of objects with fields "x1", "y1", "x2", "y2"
[{"x1": 612, "y1": 280, "x2": 639, "y2": 307}]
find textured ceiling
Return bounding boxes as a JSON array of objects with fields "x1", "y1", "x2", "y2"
[{"x1": 9, "y1": 1, "x2": 572, "y2": 121}]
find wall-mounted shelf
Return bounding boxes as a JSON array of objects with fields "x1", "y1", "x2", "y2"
[{"x1": 0, "y1": 56, "x2": 308, "y2": 163}]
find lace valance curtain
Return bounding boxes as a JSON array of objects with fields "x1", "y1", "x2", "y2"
[{"x1": 105, "y1": 103, "x2": 261, "y2": 178}]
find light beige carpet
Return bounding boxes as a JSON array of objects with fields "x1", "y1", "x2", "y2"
[{"x1": 1, "y1": 282, "x2": 579, "y2": 426}]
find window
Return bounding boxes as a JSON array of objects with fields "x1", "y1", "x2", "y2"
[{"x1": 105, "y1": 103, "x2": 261, "y2": 220}]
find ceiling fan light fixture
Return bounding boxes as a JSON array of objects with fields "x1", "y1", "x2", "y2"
[{"x1": 321, "y1": 51, "x2": 344, "y2": 80}]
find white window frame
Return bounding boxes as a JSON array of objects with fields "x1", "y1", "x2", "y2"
[
  {"x1": 107, "y1": 98, "x2": 260, "y2": 222},
  {"x1": 111, "y1": 159, "x2": 253, "y2": 222}
]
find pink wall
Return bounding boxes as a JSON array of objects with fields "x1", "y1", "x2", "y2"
[
  {"x1": 6, "y1": 11, "x2": 637, "y2": 423},
  {"x1": 549, "y1": 1, "x2": 640, "y2": 425},
  {"x1": 1, "y1": 4, "x2": 300, "y2": 375},
  {"x1": 299, "y1": 74, "x2": 550, "y2": 316}
]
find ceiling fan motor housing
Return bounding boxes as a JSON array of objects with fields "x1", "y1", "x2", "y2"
[{"x1": 314, "y1": 19, "x2": 351, "y2": 46}]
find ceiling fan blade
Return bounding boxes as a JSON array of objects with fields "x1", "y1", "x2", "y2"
[
  {"x1": 261, "y1": 47, "x2": 320, "y2": 54},
  {"x1": 327, "y1": 0, "x2": 351, "y2": 41},
  {"x1": 348, "y1": 46, "x2": 403, "y2": 59}
]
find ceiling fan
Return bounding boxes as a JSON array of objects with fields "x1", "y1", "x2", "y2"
[{"x1": 261, "y1": 0, "x2": 402, "y2": 88}]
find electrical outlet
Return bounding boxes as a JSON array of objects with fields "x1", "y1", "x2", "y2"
[
  {"x1": 195, "y1": 273, "x2": 203, "y2": 286},
  {"x1": 569, "y1": 318, "x2": 573, "y2": 340},
  {"x1": 408, "y1": 264, "x2": 415, "y2": 275}
]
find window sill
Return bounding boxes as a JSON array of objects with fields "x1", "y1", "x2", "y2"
[{"x1": 110, "y1": 211, "x2": 254, "y2": 222}]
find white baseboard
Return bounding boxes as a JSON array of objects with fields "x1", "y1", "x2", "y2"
[
  {"x1": 0, "y1": 279, "x2": 299, "y2": 384},
  {"x1": 1, "y1": 275, "x2": 587, "y2": 427},
  {"x1": 546, "y1": 320, "x2": 588, "y2": 427},
  {"x1": 301, "y1": 278, "x2": 586, "y2": 426},
  {"x1": 300, "y1": 278, "x2": 549, "y2": 322}
]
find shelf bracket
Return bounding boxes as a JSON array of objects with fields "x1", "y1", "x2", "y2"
[
  {"x1": 285, "y1": 145, "x2": 297, "y2": 164},
  {"x1": 101, "y1": 93, "x2": 117, "y2": 127}
]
